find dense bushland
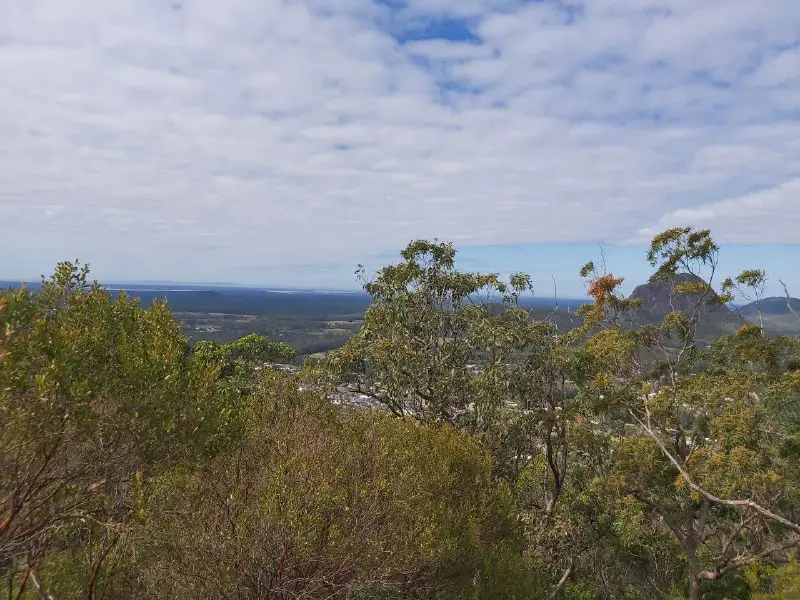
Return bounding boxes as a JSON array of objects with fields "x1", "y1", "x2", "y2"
[{"x1": 2, "y1": 228, "x2": 799, "y2": 599}]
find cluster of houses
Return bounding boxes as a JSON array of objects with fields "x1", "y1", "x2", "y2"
[{"x1": 262, "y1": 362, "x2": 388, "y2": 411}]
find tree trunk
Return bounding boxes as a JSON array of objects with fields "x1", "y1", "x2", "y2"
[
  {"x1": 685, "y1": 511, "x2": 701, "y2": 600},
  {"x1": 688, "y1": 576, "x2": 700, "y2": 600}
]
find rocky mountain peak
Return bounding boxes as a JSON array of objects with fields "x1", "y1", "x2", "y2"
[{"x1": 629, "y1": 272, "x2": 729, "y2": 317}]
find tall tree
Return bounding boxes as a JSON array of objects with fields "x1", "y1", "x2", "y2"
[
  {"x1": 587, "y1": 229, "x2": 800, "y2": 600},
  {"x1": 0, "y1": 262, "x2": 240, "y2": 598}
]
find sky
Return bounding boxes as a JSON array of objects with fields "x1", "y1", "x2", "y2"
[{"x1": 1, "y1": 0, "x2": 799, "y2": 297}]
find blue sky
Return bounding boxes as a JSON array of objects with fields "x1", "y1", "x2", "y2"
[
  {"x1": 451, "y1": 242, "x2": 800, "y2": 298},
  {"x1": 1, "y1": 1, "x2": 799, "y2": 297},
  {"x1": 210, "y1": 241, "x2": 800, "y2": 298}
]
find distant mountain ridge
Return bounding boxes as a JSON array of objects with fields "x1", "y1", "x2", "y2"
[
  {"x1": 739, "y1": 297, "x2": 800, "y2": 317},
  {"x1": 624, "y1": 273, "x2": 744, "y2": 343},
  {"x1": 622, "y1": 273, "x2": 800, "y2": 341},
  {"x1": 629, "y1": 273, "x2": 730, "y2": 319}
]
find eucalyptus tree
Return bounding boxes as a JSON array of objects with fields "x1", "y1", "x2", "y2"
[
  {"x1": 318, "y1": 229, "x2": 800, "y2": 599},
  {"x1": 0, "y1": 262, "x2": 241, "y2": 598},
  {"x1": 584, "y1": 228, "x2": 800, "y2": 600},
  {"x1": 316, "y1": 240, "x2": 637, "y2": 596}
]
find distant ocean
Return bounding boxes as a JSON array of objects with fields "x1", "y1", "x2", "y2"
[
  {"x1": 1, "y1": 281, "x2": 365, "y2": 296},
  {"x1": 1, "y1": 280, "x2": 588, "y2": 308}
]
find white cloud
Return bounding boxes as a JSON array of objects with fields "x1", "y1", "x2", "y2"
[
  {"x1": 0, "y1": 0, "x2": 798, "y2": 283},
  {"x1": 637, "y1": 179, "x2": 800, "y2": 245},
  {"x1": 752, "y1": 49, "x2": 800, "y2": 87}
]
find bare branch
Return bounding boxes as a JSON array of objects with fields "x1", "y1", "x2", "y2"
[
  {"x1": 698, "y1": 535, "x2": 800, "y2": 582},
  {"x1": 629, "y1": 409, "x2": 800, "y2": 536},
  {"x1": 779, "y1": 279, "x2": 800, "y2": 324},
  {"x1": 549, "y1": 559, "x2": 574, "y2": 600}
]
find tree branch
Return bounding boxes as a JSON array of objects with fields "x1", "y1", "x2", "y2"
[
  {"x1": 629, "y1": 409, "x2": 800, "y2": 536},
  {"x1": 698, "y1": 535, "x2": 800, "y2": 581},
  {"x1": 779, "y1": 280, "x2": 800, "y2": 324},
  {"x1": 549, "y1": 559, "x2": 573, "y2": 600}
]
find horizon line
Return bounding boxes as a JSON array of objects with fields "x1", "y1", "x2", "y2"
[{"x1": 1, "y1": 277, "x2": 598, "y2": 300}]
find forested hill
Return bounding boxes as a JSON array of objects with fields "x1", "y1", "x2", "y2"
[
  {"x1": 0, "y1": 281, "x2": 373, "y2": 318},
  {"x1": 114, "y1": 288, "x2": 373, "y2": 317},
  {"x1": 5, "y1": 277, "x2": 800, "y2": 345},
  {"x1": 740, "y1": 296, "x2": 800, "y2": 316}
]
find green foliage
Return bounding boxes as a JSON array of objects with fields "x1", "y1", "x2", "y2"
[
  {"x1": 746, "y1": 558, "x2": 800, "y2": 599},
  {"x1": 732, "y1": 270, "x2": 768, "y2": 290},
  {"x1": 647, "y1": 227, "x2": 719, "y2": 282},
  {"x1": 4, "y1": 228, "x2": 800, "y2": 600},
  {"x1": 722, "y1": 270, "x2": 770, "y2": 318},
  {"x1": 321, "y1": 229, "x2": 800, "y2": 600},
  {"x1": 2, "y1": 262, "x2": 531, "y2": 599},
  {"x1": 1, "y1": 262, "x2": 243, "y2": 594},
  {"x1": 135, "y1": 373, "x2": 530, "y2": 599},
  {"x1": 192, "y1": 333, "x2": 297, "y2": 395},
  {"x1": 226, "y1": 332, "x2": 296, "y2": 363},
  {"x1": 327, "y1": 239, "x2": 539, "y2": 424}
]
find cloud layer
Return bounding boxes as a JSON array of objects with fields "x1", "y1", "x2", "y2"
[{"x1": 1, "y1": 0, "x2": 798, "y2": 282}]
